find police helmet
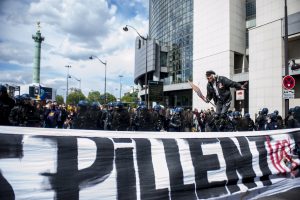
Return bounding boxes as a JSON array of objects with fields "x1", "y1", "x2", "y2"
[
  {"x1": 289, "y1": 108, "x2": 295, "y2": 114},
  {"x1": 115, "y1": 102, "x2": 124, "y2": 109},
  {"x1": 0, "y1": 85, "x2": 7, "y2": 93},
  {"x1": 269, "y1": 113, "x2": 277, "y2": 121},
  {"x1": 137, "y1": 101, "x2": 145, "y2": 107},
  {"x1": 91, "y1": 101, "x2": 100, "y2": 109},
  {"x1": 153, "y1": 104, "x2": 161, "y2": 111},
  {"x1": 294, "y1": 106, "x2": 300, "y2": 117},
  {"x1": 137, "y1": 104, "x2": 147, "y2": 111},
  {"x1": 274, "y1": 110, "x2": 279, "y2": 116},
  {"x1": 14, "y1": 95, "x2": 22, "y2": 104},
  {"x1": 21, "y1": 94, "x2": 31, "y2": 101},
  {"x1": 174, "y1": 107, "x2": 183, "y2": 114},
  {"x1": 78, "y1": 100, "x2": 89, "y2": 107},
  {"x1": 233, "y1": 111, "x2": 240, "y2": 118},
  {"x1": 261, "y1": 108, "x2": 269, "y2": 115},
  {"x1": 107, "y1": 102, "x2": 114, "y2": 107},
  {"x1": 244, "y1": 113, "x2": 250, "y2": 119}
]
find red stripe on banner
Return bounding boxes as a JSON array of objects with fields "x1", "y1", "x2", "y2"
[
  {"x1": 275, "y1": 142, "x2": 287, "y2": 173},
  {"x1": 266, "y1": 136, "x2": 284, "y2": 174}
]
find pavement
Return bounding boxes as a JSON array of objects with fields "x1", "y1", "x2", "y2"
[{"x1": 257, "y1": 187, "x2": 300, "y2": 200}]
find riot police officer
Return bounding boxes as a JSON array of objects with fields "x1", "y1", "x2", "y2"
[
  {"x1": 255, "y1": 108, "x2": 268, "y2": 130},
  {"x1": 103, "y1": 102, "x2": 114, "y2": 130},
  {"x1": 73, "y1": 100, "x2": 89, "y2": 129},
  {"x1": 134, "y1": 103, "x2": 154, "y2": 131},
  {"x1": 169, "y1": 107, "x2": 183, "y2": 132},
  {"x1": 152, "y1": 104, "x2": 165, "y2": 131},
  {"x1": 9, "y1": 95, "x2": 23, "y2": 126},
  {"x1": 88, "y1": 102, "x2": 103, "y2": 130},
  {"x1": 243, "y1": 113, "x2": 255, "y2": 131},
  {"x1": 111, "y1": 102, "x2": 130, "y2": 131},
  {"x1": 0, "y1": 85, "x2": 15, "y2": 125}
]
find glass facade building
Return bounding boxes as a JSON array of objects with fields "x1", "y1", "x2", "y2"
[
  {"x1": 134, "y1": 0, "x2": 194, "y2": 107},
  {"x1": 149, "y1": 0, "x2": 193, "y2": 85}
]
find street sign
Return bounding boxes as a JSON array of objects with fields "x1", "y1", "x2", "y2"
[
  {"x1": 236, "y1": 90, "x2": 244, "y2": 100},
  {"x1": 283, "y1": 89, "x2": 294, "y2": 99},
  {"x1": 148, "y1": 81, "x2": 164, "y2": 102},
  {"x1": 282, "y1": 75, "x2": 295, "y2": 90}
]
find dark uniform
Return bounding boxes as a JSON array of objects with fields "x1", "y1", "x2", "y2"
[
  {"x1": 266, "y1": 113, "x2": 279, "y2": 130},
  {"x1": 243, "y1": 113, "x2": 255, "y2": 131},
  {"x1": 103, "y1": 103, "x2": 114, "y2": 130},
  {"x1": 182, "y1": 109, "x2": 194, "y2": 132},
  {"x1": 111, "y1": 102, "x2": 130, "y2": 131},
  {"x1": 152, "y1": 105, "x2": 165, "y2": 131},
  {"x1": 255, "y1": 108, "x2": 268, "y2": 131},
  {"x1": 0, "y1": 85, "x2": 15, "y2": 126},
  {"x1": 73, "y1": 100, "x2": 89, "y2": 129},
  {"x1": 169, "y1": 108, "x2": 183, "y2": 132},
  {"x1": 9, "y1": 95, "x2": 23, "y2": 126}
]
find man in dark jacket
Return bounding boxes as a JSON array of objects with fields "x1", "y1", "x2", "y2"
[{"x1": 205, "y1": 70, "x2": 246, "y2": 116}]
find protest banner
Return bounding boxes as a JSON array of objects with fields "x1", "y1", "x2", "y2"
[{"x1": 1, "y1": 126, "x2": 300, "y2": 199}]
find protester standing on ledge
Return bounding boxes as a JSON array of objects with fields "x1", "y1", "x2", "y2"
[{"x1": 205, "y1": 70, "x2": 246, "y2": 117}]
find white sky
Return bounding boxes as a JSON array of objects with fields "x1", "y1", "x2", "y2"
[{"x1": 0, "y1": 0, "x2": 149, "y2": 98}]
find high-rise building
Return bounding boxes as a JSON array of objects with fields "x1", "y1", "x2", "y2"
[
  {"x1": 134, "y1": 0, "x2": 194, "y2": 108},
  {"x1": 134, "y1": 0, "x2": 300, "y2": 115}
]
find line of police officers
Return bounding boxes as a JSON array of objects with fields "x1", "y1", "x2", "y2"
[{"x1": 1, "y1": 85, "x2": 300, "y2": 131}]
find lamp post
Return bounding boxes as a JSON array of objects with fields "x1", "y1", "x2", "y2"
[
  {"x1": 284, "y1": 0, "x2": 289, "y2": 118},
  {"x1": 71, "y1": 75, "x2": 81, "y2": 91},
  {"x1": 123, "y1": 25, "x2": 149, "y2": 108},
  {"x1": 65, "y1": 65, "x2": 71, "y2": 103},
  {"x1": 89, "y1": 55, "x2": 107, "y2": 104},
  {"x1": 119, "y1": 75, "x2": 123, "y2": 100}
]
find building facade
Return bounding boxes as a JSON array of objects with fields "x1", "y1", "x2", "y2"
[
  {"x1": 134, "y1": 0, "x2": 300, "y2": 115},
  {"x1": 134, "y1": 0, "x2": 194, "y2": 108}
]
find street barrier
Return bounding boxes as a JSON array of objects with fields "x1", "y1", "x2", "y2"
[{"x1": 0, "y1": 126, "x2": 300, "y2": 199}]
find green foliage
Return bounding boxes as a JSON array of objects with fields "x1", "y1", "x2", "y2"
[
  {"x1": 55, "y1": 95, "x2": 64, "y2": 104},
  {"x1": 121, "y1": 91, "x2": 139, "y2": 103},
  {"x1": 67, "y1": 90, "x2": 86, "y2": 105},
  {"x1": 87, "y1": 91, "x2": 101, "y2": 103},
  {"x1": 105, "y1": 93, "x2": 117, "y2": 103}
]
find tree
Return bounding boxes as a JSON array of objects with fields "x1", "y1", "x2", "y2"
[
  {"x1": 67, "y1": 89, "x2": 86, "y2": 105},
  {"x1": 105, "y1": 93, "x2": 117, "y2": 103},
  {"x1": 55, "y1": 95, "x2": 64, "y2": 105},
  {"x1": 87, "y1": 91, "x2": 101, "y2": 103},
  {"x1": 121, "y1": 91, "x2": 139, "y2": 103}
]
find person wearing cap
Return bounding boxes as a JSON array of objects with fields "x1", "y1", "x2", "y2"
[{"x1": 205, "y1": 70, "x2": 246, "y2": 117}]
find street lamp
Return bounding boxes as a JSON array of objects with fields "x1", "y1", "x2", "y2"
[
  {"x1": 65, "y1": 65, "x2": 71, "y2": 103},
  {"x1": 71, "y1": 75, "x2": 81, "y2": 91},
  {"x1": 284, "y1": 0, "x2": 289, "y2": 118},
  {"x1": 123, "y1": 25, "x2": 149, "y2": 108},
  {"x1": 119, "y1": 75, "x2": 123, "y2": 100},
  {"x1": 89, "y1": 55, "x2": 107, "y2": 104}
]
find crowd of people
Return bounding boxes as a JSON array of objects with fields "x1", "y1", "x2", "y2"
[{"x1": 1, "y1": 85, "x2": 300, "y2": 132}]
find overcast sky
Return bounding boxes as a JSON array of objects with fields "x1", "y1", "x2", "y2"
[{"x1": 0, "y1": 0, "x2": 149, "y2": 98}]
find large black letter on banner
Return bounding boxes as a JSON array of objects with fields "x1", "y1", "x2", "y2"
[
  {"x1": 0, "y1": 134, "x2": 23, "y2": 200},
  {"x1": 247, "y1": 136, "x2": 272, "y2": 186},
  {"x1": 114, "y1": 138, "x2": 137, "y2": 200},
  {"x1": 162, "y1": 139, "x2": 196, "y2": 200},
  {"x1": 187, "y1": 138, "x2": 227, "y2": 199},
  {"x1": 42, "y1": 136, "x2": 114, "y2": 200},
  {"x1": 134, "y1": 138, "x2": 169, "y2": 200},
  {"x1": 220, "y1": 137, "x2": 257, "y2": 194}
]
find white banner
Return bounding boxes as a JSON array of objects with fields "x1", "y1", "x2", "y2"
[{"x1": 1, "y1": 126, "x2": 300, "y2": 199}]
